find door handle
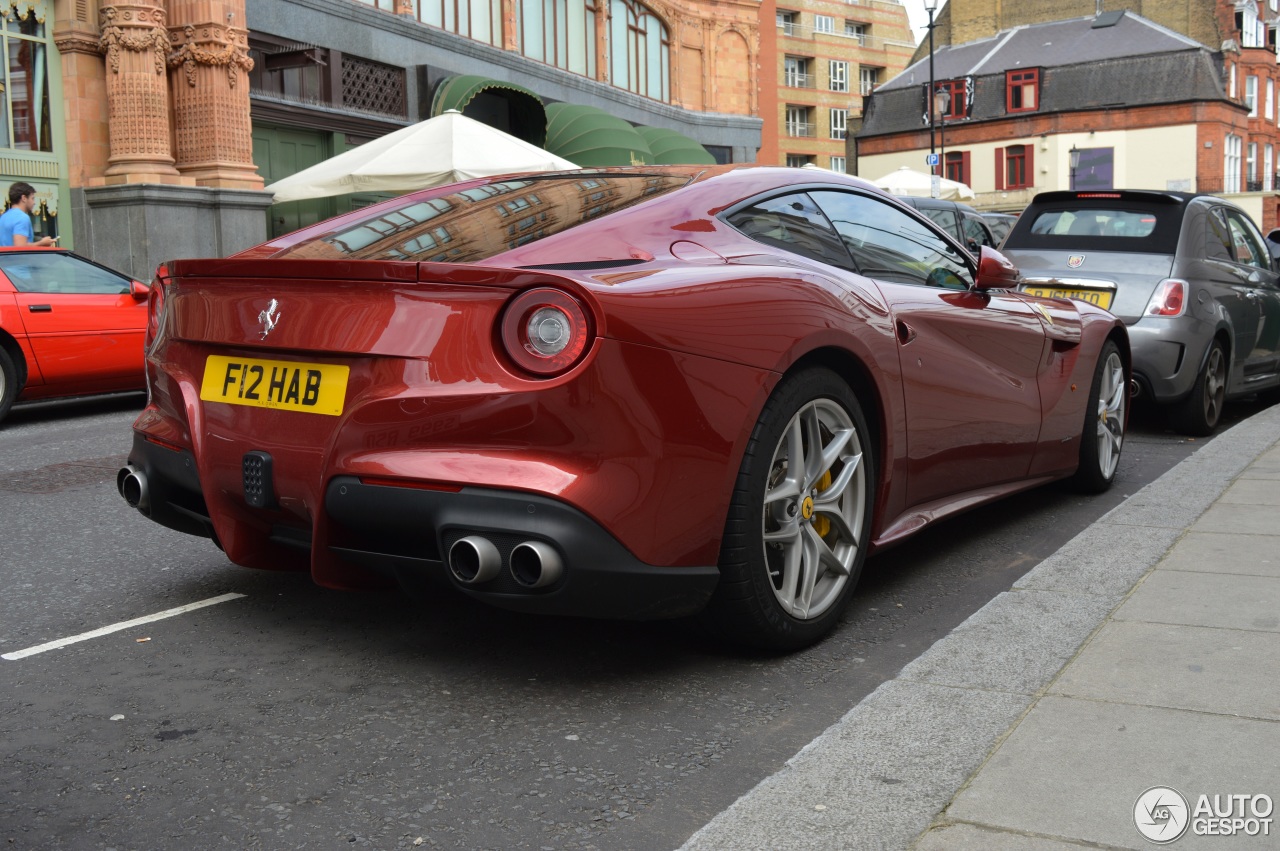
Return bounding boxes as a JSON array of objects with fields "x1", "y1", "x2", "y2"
[{"x1": 27, "y1": 304, "x2": 51, "y2": 312}]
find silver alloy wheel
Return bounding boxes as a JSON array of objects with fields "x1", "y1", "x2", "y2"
[
  {"x1": 761, "y1": 398, "x2": 867, "y2": 620},
  {"x1": 1203, "y1": 345, "x2": 1226, "y2": 426},
  {"x1": 1096, "y1": 350, "x2": 1126, "y2": 479}
]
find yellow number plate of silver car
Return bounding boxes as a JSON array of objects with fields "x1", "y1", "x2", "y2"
[
  {"x1": 1021, "y1": 285, "x2": 1114, "y2": 311},
  {"x1": 200, "y1": 355, "x2": 349, "y2": 416}
]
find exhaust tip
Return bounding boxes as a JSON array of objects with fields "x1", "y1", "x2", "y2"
[
  {"x1": 117, "y1": 465, "x2": 150, "y2": 514},
  {"x1": 448, "y1": 536, "x2": 501, "y2": 585},
  {"x1": 510, "y1": 541, "x2": 563, "y2": 589},
  {"x1": 1129, "y1": 379, "x2": 1141, "y2": 399}
]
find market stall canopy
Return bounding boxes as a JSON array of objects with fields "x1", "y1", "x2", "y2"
[
  {"x1": 633, "y1": 125, "x2": 716, "y2": 165},
  {"x1": 871, "y1": 166, "x2": 976, "y2": 201},
  {"x1": 544, "y1": 103, "x2": 652, "y2": 167},
  {"x1": 264, "y1": 110, "x2": 578, "y2": 203},
  {"x1": 430, "y1": 75, "x2": 547, "y2": 147}
]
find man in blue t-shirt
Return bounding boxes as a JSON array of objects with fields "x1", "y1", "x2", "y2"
[{"x1": 0, "y1": 182, "x2": 55, "y2": 247}]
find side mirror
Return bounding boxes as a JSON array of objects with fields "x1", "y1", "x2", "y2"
[
  {"x1": 973, "y1": 245, "x2": 1021, "y2": 291},
  {"x1": 129, "y1": 280, "x2": 150, "y2": 301}
]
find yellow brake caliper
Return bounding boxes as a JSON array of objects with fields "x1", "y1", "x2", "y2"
[{"x1": 813, "y1": 470, "x2": 832, "y2": 538}]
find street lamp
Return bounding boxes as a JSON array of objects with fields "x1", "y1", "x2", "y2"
[
  {"x1": 1069, "y1": 145, "x2": 1081, "y2": 191},
  {"x1": 925, "y1": 0, "x2": 939, "y2": 175}
]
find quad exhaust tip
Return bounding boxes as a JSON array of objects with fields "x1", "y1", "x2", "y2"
[
  {"x1": 448, "y1": 536, "x2": 502, "y2": 585},
  {"x1": 117, "y1": 465, "x2": 150, "y2": 514},
  {"x1": 510, "y1": 541, "x2": 563, "y2": 589}
]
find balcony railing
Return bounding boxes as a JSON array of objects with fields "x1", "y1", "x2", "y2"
[
  {"x1": 784, "y1": 71, "x2": 816, "y2": 88},
  {"x1": 777, "y1": 23, "x2": 914, "y2": 50},
  {"x1": 786, "y1": 121, "x2": 816, "y2": 137}
]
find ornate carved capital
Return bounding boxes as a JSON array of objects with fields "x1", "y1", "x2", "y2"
[
  {"x1": 167, "y1": 22, "x2": 254, "y2": 88},
  {"x1": 54, "y1": 29, "x2": 104, "y2": 57},
  {"x1": 99, "y1": 4, "x2": 170, "y2": 75}
]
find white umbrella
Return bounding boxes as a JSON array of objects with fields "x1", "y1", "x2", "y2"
[
  {"x1": 871, "y1": 165, "x2": 976, "y2": 201},
  {"x1": 265, "y1": 110, "x2": 578, "y2": 203}
]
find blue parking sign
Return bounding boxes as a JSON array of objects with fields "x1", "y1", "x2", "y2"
[{"x1": 926, "y1": 153, "x2": 939, "y2": 166}]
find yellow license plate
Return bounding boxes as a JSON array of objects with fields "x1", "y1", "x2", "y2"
[
  {"x1": 1023, "y1": 286, "x2": 1114, "y2": 310},
  {"x1": 200, "y1": 355, "x2": 349, "y2": 416}
]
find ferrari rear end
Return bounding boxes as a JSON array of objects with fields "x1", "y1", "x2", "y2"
[{"x1": 120, "y1": 249, "x2": 736, "y2": 620}]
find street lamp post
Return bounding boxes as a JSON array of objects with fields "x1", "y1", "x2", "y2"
[
  {"x1": 1070, "y1": 145, "x2": 1081, "y2": 191},
  {"x1": 925, "y1": 0, "x2": 938, "y2": 175}
]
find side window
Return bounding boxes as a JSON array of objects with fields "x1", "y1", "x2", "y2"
[
  {"x1": 1205, "y1": 208, "x2": 1234, "y2": 262},
  {"x1": 724, "y1": 192, "x2": 853, "y2": 270},
  {"x1": 1226, "y1": 210, "x2": 1269, "y2": 270},
  {"x1": 963, "y1": 213, "x2": 994, "y2": 247},
  {"x1": 810, "y1": 190, "x2": 973, "y2": 289},
  {"x1": 915, "y1": 206, "x2": 959, "y2": 238},
  {"x1": 0, "y1": 254, "x2": 131, "y2": 295}
]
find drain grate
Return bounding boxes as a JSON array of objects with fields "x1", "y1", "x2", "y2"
[{"x1": 1, "y1": 454, "x2": 130, "y2": 494}]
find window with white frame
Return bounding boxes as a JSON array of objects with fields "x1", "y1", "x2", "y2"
[
  {"x1": 830, "y1": 156, "x2": 846, "y2": 173},
  {"x1": 830, "y1": 107, "x2": 847, "y2": 140},
  {"x1": 1239, "y1": 5, "x2": 1265, "y2": 47},
  {"x1": 1225, "y1": 134, "x2": 1243, "y2": 193},
  {"x1": 1247, "y1": 76, "x2": 1259, "y2": 116},
  {"x1": 777, "y1": 10, "x2": 797, "y2": 35},
  {"x1": 1248, "y1": 141, "x2": 1258, "y2": 189},
  {"x1": 785, "y1": 154, "x2": 813, "y2": 168},
  {"x1": 1231, "y1": 64, "x2": 1237, "y2": 99},
  {"x1": 815, "y1": 14, "x2": 834, "y2": 34},
  {"x1": 845, "y1": 22, "x2": 867, "y2": 45},
  {"x1": 784, "y1": 56, "x2": 813, "y2": 88},
  {"x1": 1269, "y1": 79, "x2": 1275, "y2": 120},
  {"x1": 829, "y1": 60, "x2": 848, "y2": 93},
  {"x1": 785, "y1": 105, "x2": 814, "y2": 137},
  {"x1": 1266, "y1": 145, "x2": 1274, "y2": 191},
  {"x1": 859, "y1": 66, "x2": 880, "y2": 96}
]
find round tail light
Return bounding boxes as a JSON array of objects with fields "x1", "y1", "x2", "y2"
[
  {"x1": 1144, "y1": 279, "x2": 1187, "y2": 317},
  {"x1": 500, "y1": 287, "x2": 592, "y2": 376}
]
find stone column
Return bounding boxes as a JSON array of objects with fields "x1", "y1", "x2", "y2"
[
  {"x1": 97, "y1": 2, "x2": 182, "y2": 181},
  {"x1": 166, "y1": 0, "x2": 262, "y2": 189}
]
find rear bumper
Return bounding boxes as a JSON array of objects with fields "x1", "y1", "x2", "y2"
[
  {"x1": 122, "y1": 434, "x2": 719, "y2": 620},
  {"x1": 1127, "y1": 318, "x2": 1208, "y2": 403},
  {"x1": 325, "y1": 476, "x2": 719, "y2": 620}
]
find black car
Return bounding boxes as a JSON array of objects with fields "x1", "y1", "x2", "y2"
[
  {"x1": 1000, "y1": 190, "x2": 1280, "y2": 435},
  {"x1": 895, "y1": 195, "x2": 997, "y2": 254}
]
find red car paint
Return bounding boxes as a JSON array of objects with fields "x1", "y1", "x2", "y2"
[{"x1": 128, "y1": 165, "x2": 1127, "y2": 616}]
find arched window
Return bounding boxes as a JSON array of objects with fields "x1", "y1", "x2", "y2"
[
  {"x1": 609, "y1": 0, "x2": 669, "y2": 101},
  {"x1": 521, "y1": 0, "x2": 597, "y2": 77}
]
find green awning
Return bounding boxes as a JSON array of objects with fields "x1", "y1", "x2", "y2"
[
  {"x1": 634, "y1": 125, "x2": 716, "y2": 165},
  {"x1": 543, "y1": 103, "x2": 652, "y2": 167},
  {"x1": 431, "y1": 75, "x2": 547, "y2": 147}
]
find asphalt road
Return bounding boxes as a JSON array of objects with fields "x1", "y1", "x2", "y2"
[{"x1": 0, "y1": 392, "x2": 1262, "y2": 849}]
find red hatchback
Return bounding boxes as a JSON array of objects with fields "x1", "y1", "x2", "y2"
[
  {"x1": 120, "y1": 166, "x2": 1129, "y2": 650},
  {"x1": 0, "y1": 247, "x2": 149, "y2": 422}
]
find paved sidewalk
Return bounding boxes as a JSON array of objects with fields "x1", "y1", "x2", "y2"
[{"x1": 683, "y1": 403, "x2": 1280, "y2": 851}]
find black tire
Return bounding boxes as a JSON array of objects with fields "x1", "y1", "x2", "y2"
[
  {"x1": 1069, "y1": 340, "x2": 1126, "y2": 494},
  {"x1": 1169, "y1": 339, "x2": 1227, "y2": 437},
  {"x1": 701, "y1": 368, "x2": 875, "y2": 652},
  {"x1": 0, "y1": 346, "x2": 19, "y2": 424}
]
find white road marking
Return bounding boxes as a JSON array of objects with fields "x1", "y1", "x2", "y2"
[{"x1": 1, "y1": 593, "x2": 247, "y2": 661}]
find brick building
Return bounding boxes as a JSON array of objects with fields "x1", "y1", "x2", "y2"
[
  {"x1": 37, "y1": 0, "x2": 765, "y2": 281},
  {"x1": 857, "y1": 0, "x2": 1280, "y2": 229},
  {"x1": 760, "y1": 0, "x2": 915, "y2": 171}
]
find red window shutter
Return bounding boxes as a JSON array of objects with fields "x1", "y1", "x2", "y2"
[
  {"x1": 961, "y1": 151, "x2": 971, "y2": 187},
  {"x1": 995, "y1": 149, "x2": 1005, "y2": 191},
  {"x1": 1025, "y1": 145, "x2": 1034, "y2": 190}
]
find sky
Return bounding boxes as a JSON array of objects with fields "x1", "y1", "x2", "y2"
[{"x1": 901, "y1": 0, "x2": 939, "y2": 48}]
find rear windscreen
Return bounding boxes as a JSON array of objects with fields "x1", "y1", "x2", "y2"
[
  {"x1": 1007, "y1": 202, "x2": 1181, "y2": 253},
  {"x1": 273, "y1": 174, "x2": 690, "y2": 263}
]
